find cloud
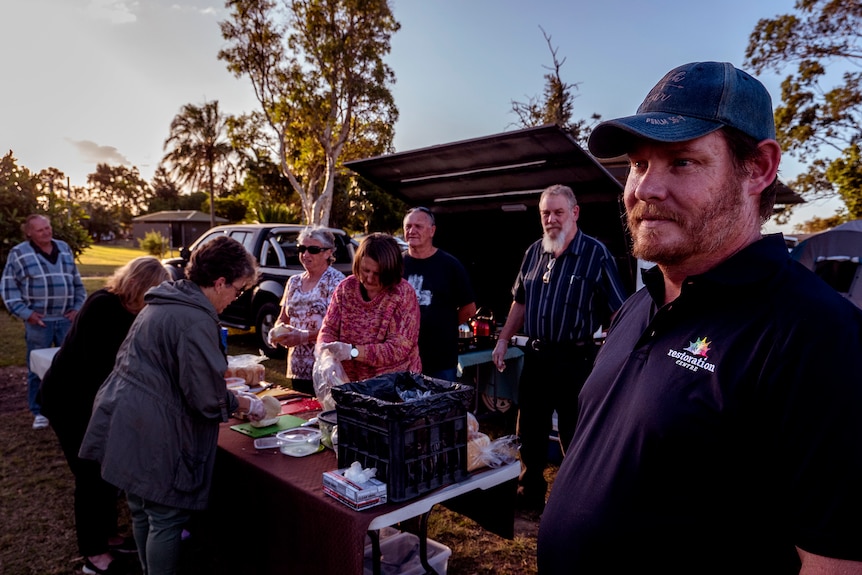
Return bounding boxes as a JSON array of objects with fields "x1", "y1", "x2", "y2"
[
  {"x1": 69, "y1": 139, "x2": 130, "y2": 166},
  {"x1": 85, "y1": 0, "x2": 138, "y2": 24}
]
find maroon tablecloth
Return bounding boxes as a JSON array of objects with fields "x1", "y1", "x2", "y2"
[{"x1": 195, "y1": 418, "x2": 516, "y2": 575}]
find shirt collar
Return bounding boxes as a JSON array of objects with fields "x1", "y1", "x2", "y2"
[
  {"x1": 29, "y1": 239, "x2": 57, "y2": 258},
  {"x1": 642, "y1": 234, "x2": 789, "y2": 302},
  {"x1": 545, "y1": 229, "x2": 584, "y2": 258}
]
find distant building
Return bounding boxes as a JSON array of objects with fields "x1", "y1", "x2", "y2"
[{"x1": 131, "y1": 210, "x2": 228, "y2": 250}]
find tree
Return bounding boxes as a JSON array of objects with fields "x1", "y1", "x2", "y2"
[
  {"x1": 0, "y1": 152, "x2": 90, "y2": 260},
  {"x1": 219, "y1": 0, "x2": 399, "y2": 226},
  {"x1": 148, "y1": 165, "x2": 182, "y2": 213},
  {"x1": 227, "y1": 112, "x2": 297, "y2": 213},
  {"x1": 338, "y1": 176, "x2": 406, "y2": 234},
  {"x1": 82, "y1": 202, "x2": 122, "y2": 242},
  {"x1": 0, "y1": 151, "x2": 40, "y2": 262},
  {"x1": 85, "y1": 164, "x2": 152, "y2": 230},
  {"x1": 162, "y1": 100, "x2": 238, "y2": 228},
  {"x1": 213, "y1": 196, "x2": 249, "y2": 222},
  {"x1": 795, "y1": 212, "x2": 848, "y2": 233},
  {"x1": 146, "y1": 167, "x2": 211, "y2": 214},
  {"x1": 745, "y1": 0, "x2": 862, "y2": 218},
  {"x1": 826, "y1": 143, "x2": 862, "y2": 217},
  {"x1": 510, "y1": 27, "x2": 601, "y2": 147}
]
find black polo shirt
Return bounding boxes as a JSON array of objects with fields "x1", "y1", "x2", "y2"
[
  {"x1": 538, "y1": 234, "x2": 862, "y2": 574},
  {"x1": 512, "y1": 230, "x2": 627, "y2": 342}
]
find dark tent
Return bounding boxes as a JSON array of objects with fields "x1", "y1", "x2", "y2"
[{"x1": 790, "y1": 219, "x2": 862, "y2": 308}]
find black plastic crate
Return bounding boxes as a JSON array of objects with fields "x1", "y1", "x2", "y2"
[{"x1": 332, "y1": 372, "x2": 474, "y2": 502}]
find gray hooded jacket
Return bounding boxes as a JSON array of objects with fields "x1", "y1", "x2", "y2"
[{"x1": 79, "y1": 279, "x2": 239, "y2": 510}]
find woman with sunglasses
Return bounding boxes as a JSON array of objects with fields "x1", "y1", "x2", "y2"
[{"x1": 270, "y1": 226, "x2": 345, "y2": 394}]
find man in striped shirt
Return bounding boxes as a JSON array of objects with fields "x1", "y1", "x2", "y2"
[
  {"x1": 492, "y1": 184, "x2": 627, "y2": 510},
  {"x1": 1, "y1": 214, "x2": 86, "y2": 429}
]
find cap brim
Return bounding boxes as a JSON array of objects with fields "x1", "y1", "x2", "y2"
[{"x1": 587, "y1": 112, "x2": 724, "y2": 158}]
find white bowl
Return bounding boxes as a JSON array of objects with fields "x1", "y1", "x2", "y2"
[{"x1": 276, "y1": 427, "x2": 322, "y2": 457}]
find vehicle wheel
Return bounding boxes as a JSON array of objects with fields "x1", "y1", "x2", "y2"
[{"x1": 255, "y1": 301, "x2": 286, "y2": 359}]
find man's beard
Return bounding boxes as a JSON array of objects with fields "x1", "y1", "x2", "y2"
[
  {"x1": 542, "y1": 217, "x2": 573, "y2": 253},
  {"x1": 627, "y1": 176, "x2": 746, "y2": 266}
]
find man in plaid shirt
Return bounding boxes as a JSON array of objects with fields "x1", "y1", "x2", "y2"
[{"x1": 2, "y1": 214, "x2": 86, "y2": 429}]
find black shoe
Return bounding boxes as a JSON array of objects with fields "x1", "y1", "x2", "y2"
[{"x1": 108, "y1": 536, "x2": 137, "y2": 555}]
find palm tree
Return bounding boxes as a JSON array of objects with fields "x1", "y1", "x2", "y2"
[{"x1": 162, "y1": 100, "x2": 235, "y2": 228}]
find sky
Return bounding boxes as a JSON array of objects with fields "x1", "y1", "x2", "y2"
[{"x1": 0, "y1": 0, "x2": 844, "y2": 232}]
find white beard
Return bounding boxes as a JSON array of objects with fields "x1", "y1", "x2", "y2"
[{"x1": 542, "y1": 219, "x2": 572, "y2": 254}]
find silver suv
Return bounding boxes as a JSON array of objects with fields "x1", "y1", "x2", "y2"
[{"x1": 162, "y1": 223, "x2": 355, "y2": 357}]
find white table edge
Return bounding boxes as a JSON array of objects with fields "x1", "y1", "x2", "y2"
[
  {"x1": 29, "y1": 347, "x2": 60, "y2": 380},
  {"x1": 367, "y1": 460, "x2": 520, "y2": 530}
]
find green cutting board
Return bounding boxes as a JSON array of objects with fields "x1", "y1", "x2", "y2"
[{"x1": 230, "y1": 414, "x2": 308, "y2": 438}]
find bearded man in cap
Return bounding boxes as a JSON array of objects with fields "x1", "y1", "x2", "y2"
[{"x1": 537, "y1": 62, "x2": 862, "y2": 574}]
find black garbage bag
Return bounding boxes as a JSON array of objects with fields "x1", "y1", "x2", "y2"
[{"x1": 331, "y1": 371, "x2": 473, "y2": 421}]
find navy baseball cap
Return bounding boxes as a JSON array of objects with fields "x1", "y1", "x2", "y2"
[{"x1": 588, "y1": 61, "x2": 776, "y2": 158}]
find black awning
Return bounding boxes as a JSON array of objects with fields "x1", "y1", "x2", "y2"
[{"x1": 344, "y1": 124, "x2": 622, "y2": 212}]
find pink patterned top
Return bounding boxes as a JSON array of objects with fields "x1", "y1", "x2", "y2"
[{"x1": 319, "y1": 275, "x2": 422, "y2": 382}]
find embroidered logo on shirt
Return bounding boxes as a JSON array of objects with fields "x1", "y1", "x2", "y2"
[
  {"x1": 667, "y1": 336, "x2": 716, "y2": 373},
  {"x1": 684, "y1": 337, "x2": 711, "y2": 357}
]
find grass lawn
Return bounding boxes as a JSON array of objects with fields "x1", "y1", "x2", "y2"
[{"x1": 77, "y1": 242, "x2": 150, "y2": 276}]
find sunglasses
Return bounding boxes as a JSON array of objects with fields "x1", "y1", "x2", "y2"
[
  {"x1": 542, "y1": 257, "x2": 556, "y2": 284},
  {"x1": 297, "y1": 245, "x2": 331, "y2": 254}
]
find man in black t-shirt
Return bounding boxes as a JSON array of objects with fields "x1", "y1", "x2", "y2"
[{"x1": 402, "y1": 207, "x2": 476, "y2": 381}]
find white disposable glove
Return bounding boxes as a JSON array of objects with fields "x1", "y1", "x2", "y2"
[
  {"x1": 321, "y1": 341, "x2": 352, "y2": 361},
  {"x1": 261, "y1": 395, "x2": 281, "y2": 419},
  {"x1": 269, "y1": 324, "x2": 310, "y2": 347},
  {"x1": 239, "y1": 392, "x2": 267, "y2": 421}
]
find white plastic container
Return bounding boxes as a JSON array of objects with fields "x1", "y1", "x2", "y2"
[
  {"x1": 225, "y1": 377, "x2": 248, "y2": 395},
  {"x1": 275, "y1": 427, "x2": 321, "y2": 457},
  {"x1": 363, "y1": 532, "x2": 451, "y2": 575}
]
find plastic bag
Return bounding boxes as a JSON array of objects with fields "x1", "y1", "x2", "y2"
[
  {"x1": 330, "y1": 371, "x2": 473, "y2": 420},
  {"x1": 466, "y1": 412, "x2": 521, "y2": 471},
  {"x1": 226, "y1": 353, "x2": 268, "y2": 387},
  {"x1": 312, "y1": 347, "x2": 349, "y2": 411}
]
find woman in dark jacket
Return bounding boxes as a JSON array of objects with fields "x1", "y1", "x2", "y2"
[
  {"x1": 79, "y1": 236, "x2": 264, "y2": 575},
  {"x1": 40, "y1": 256, "x2": 169, "y2": 575}
]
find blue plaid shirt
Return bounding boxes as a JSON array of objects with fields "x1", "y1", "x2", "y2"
[{"x1": 1, "y1": 239, "x2": 86, "y2": 321}]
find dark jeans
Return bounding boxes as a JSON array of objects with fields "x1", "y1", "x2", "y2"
[
  {"x1": 51, "y1": 416, "x2": 119, "y2": 557},
  {"x1": 516, "y1": 342, "x2": 597, "y2": 500}
]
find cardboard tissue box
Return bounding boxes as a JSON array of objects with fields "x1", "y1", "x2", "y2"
[{"x1": 323, "y1": 468, "x2": 388, "y2": 511}]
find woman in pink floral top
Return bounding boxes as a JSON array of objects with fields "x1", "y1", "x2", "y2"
[
  {"x1": 271, "y1": 227, "x2": 345, "y2": 394},
  {"x1": 319, "y1": 233, "x2": 421, "y2": 382}
]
